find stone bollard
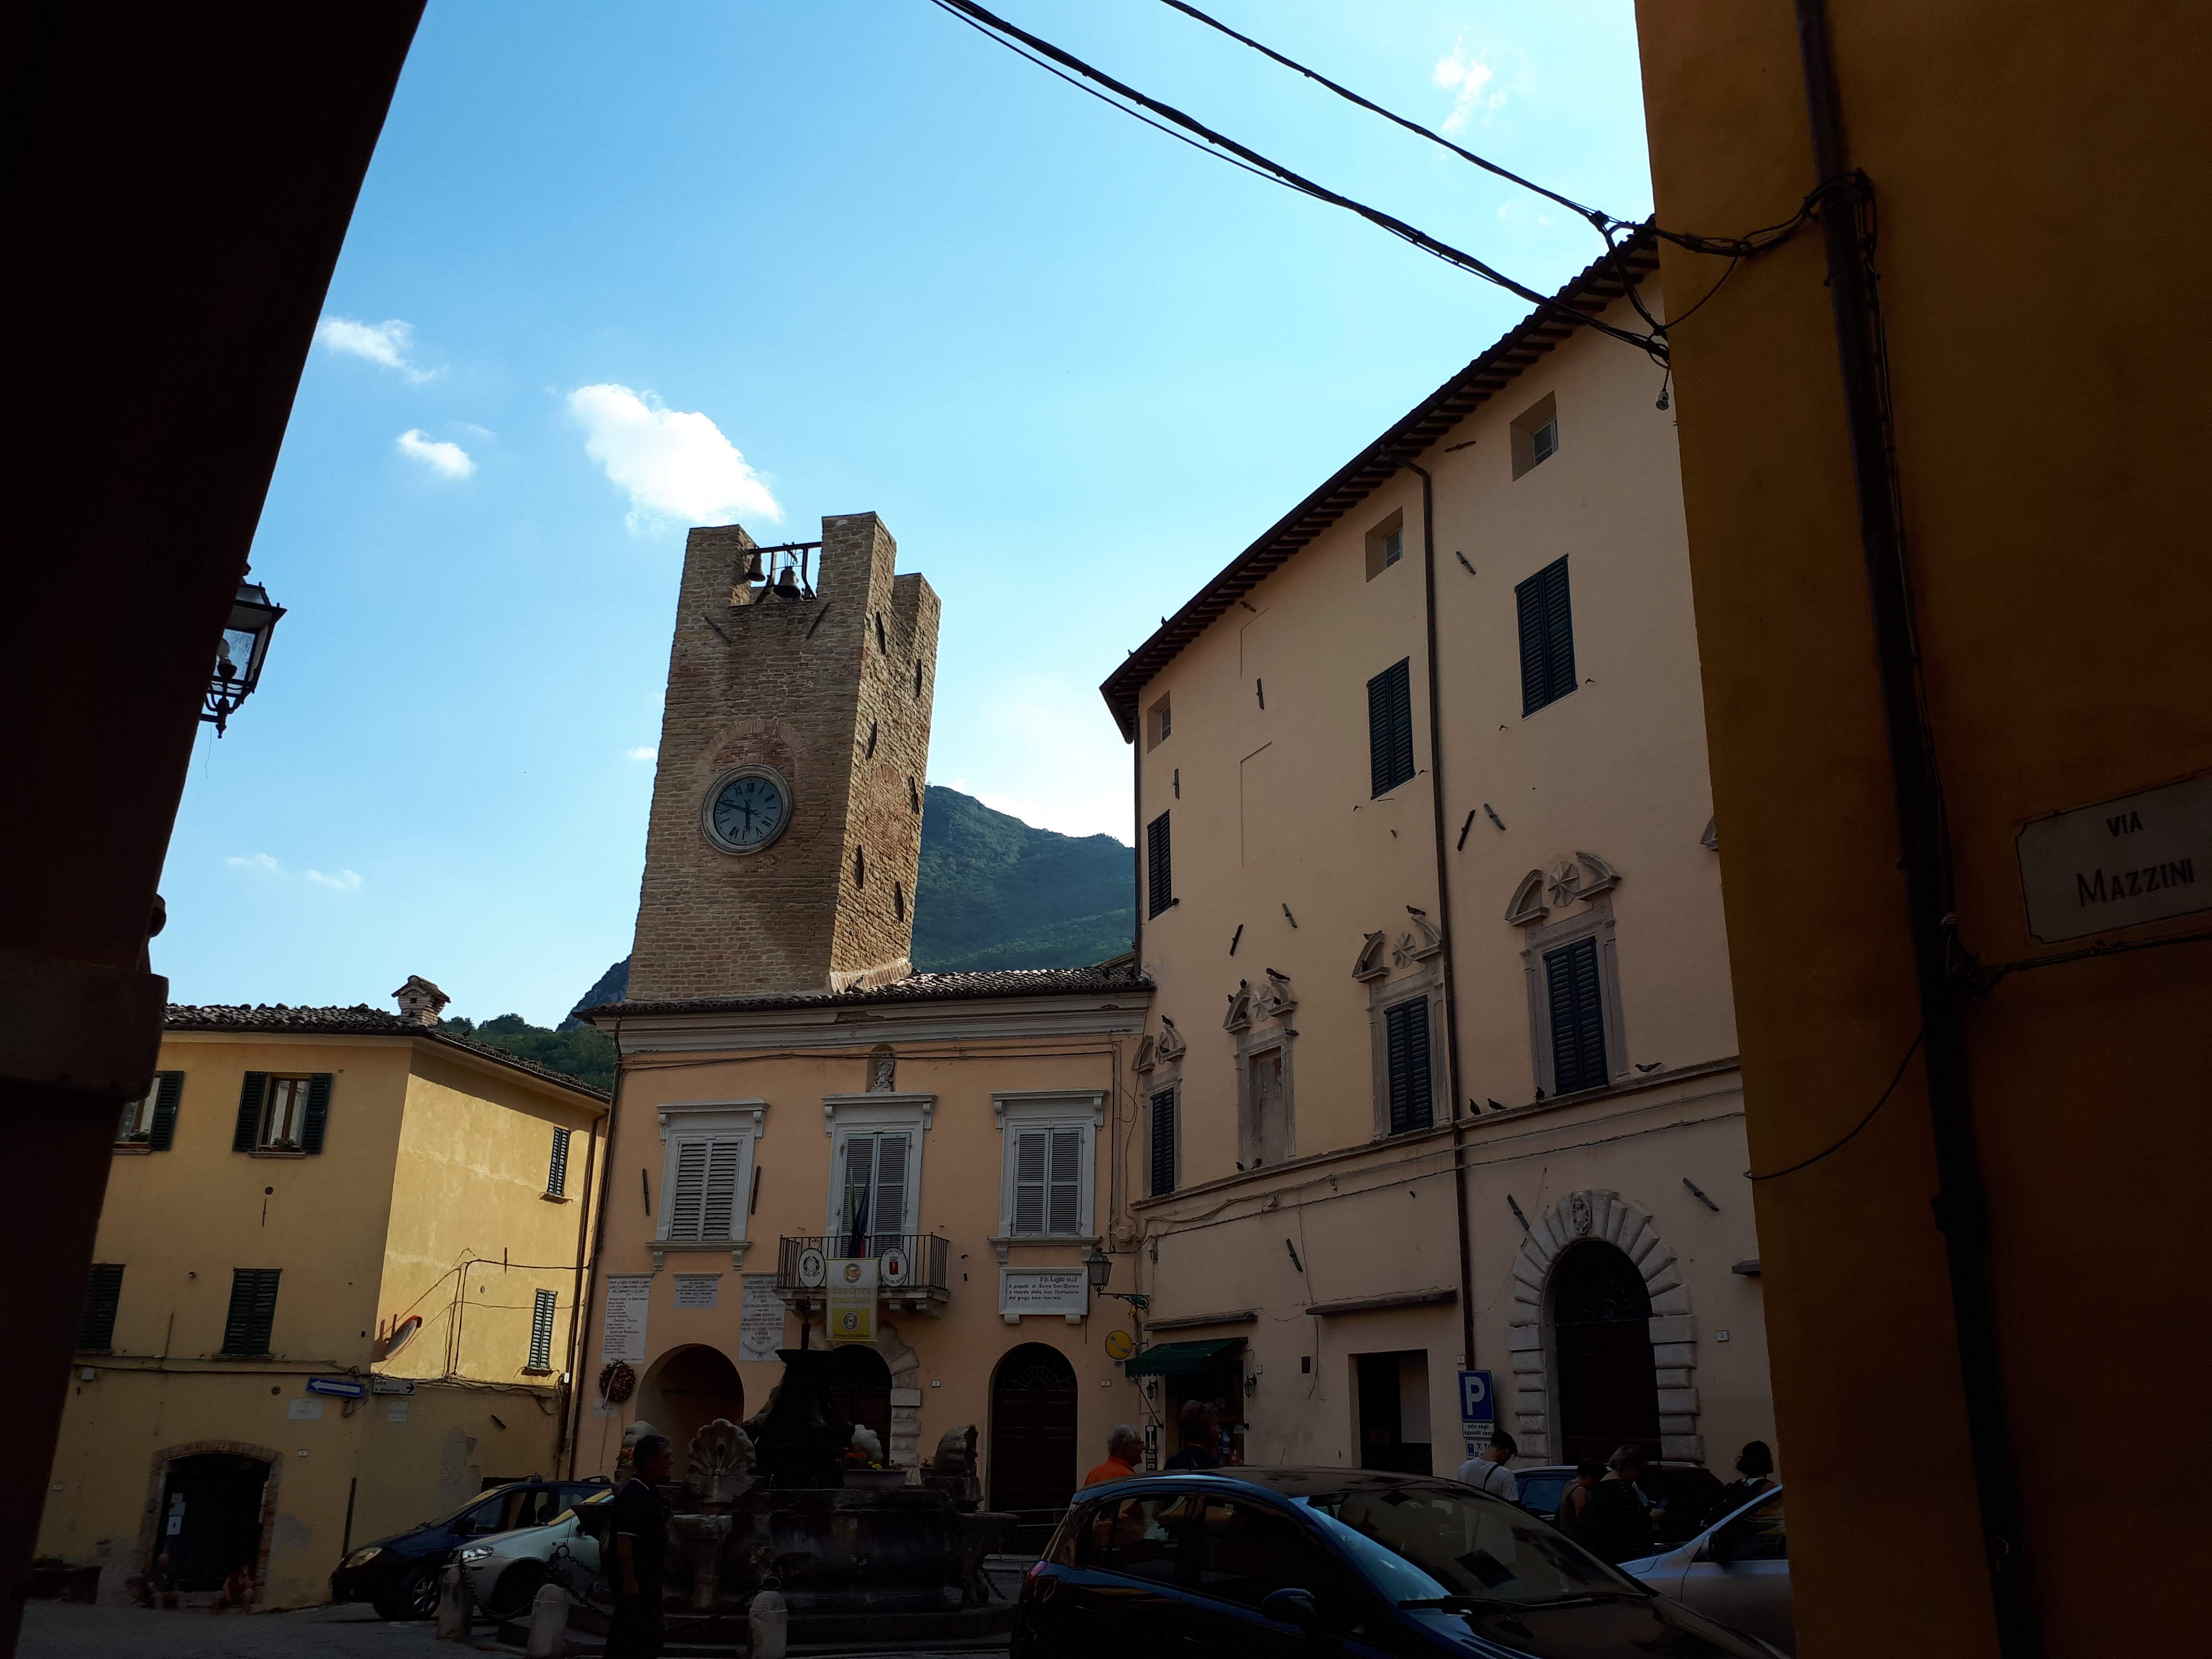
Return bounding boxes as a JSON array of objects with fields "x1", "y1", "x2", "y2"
[
  {"x1": 523, "y1": 1581, "x2": 571, "y2": 1658},
  {"x1": 435, "y1": 1563, "x2": 470, "y2": 1640},
  {"x1": 747, "y1": 1582, "x2": 788, "y2": 1659}
]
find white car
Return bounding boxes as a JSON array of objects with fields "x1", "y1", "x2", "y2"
[
  {"x1": 1621, "y1": 1484, "x2": 1792, "y2": 1655},
  {"x1": 456, "y1": 1488, "x2": 612, "y2": 1619}
]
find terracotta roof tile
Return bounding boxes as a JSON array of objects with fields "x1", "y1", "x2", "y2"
[
  {"x1": 163, "y1": 1003, "x2": 609, "y2": 1101},
  {"x1": 584, "y1": 961, "x2": 1152, "y2": 1021}
]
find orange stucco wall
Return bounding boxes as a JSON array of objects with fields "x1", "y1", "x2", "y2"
[{"x1": 1635, "y1": 3, "x2": 2212, "y2": 1654}]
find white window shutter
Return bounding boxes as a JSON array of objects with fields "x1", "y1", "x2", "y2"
[
  {"x1": 667, "y1": 1141, "x2": 709, "y2": 1240},
  {"x1": 1012, "y1": 1130, "x2": 1047, "y2": 1236},
  {"x1": 700, "y1": 1140, "x2": 743, "y2": 1238},
  {"x1": 873, "y1": 1133, "x2": 910, "y2": 1237},
  {"x1": 1048, "y1": 1127, "x2": 1084, "y2": 1236}
]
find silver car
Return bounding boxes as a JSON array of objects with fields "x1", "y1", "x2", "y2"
[{"x1": 1622, "y1": 1484, "x2": 1791, "y2": 1654}]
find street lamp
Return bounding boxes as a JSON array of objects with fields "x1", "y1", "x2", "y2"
[
  {"x1": 202, "y1": 575, "x2": 285, "y2": 735},
  {"x1": 1084, "y1": 1247, "x2": 1148, "y2": 1310}
]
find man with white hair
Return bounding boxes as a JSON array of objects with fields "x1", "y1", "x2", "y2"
[{"x1": 1084, "y1": 1424, "x2": 1145, "y2": 1487}]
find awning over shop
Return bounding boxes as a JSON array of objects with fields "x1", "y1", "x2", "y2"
[{"x1": 1122, "y1": 1338, "x2": 1242, "y2": 1377}]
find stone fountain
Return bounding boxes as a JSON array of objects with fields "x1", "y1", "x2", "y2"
[{"x1": 644, "y1": 1348, "x2": 1017, "y2": 1649}]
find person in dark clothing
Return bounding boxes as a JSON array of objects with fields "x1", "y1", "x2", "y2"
[
  {"x1": 1574, "y1": 1443, "x2": 1660, "y2": 1564},
  {"x1": 1162, "y1": 1400, "x2": 1220, "y2": 1470},
  {"x1": 1555, "y1": 1458, "x2": 1605, "y2": 1539},
  {"x1": 609, "y1": 1433, "x2": 673, "y2": 1659},
  {"x1": 1708, "y1": 1440, "x2": 1778, "y2": 1524}
]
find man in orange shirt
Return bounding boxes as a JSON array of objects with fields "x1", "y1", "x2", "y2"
[{"x1": 1083, "y1": 1424, "x2": 1145, "y2": 1487}]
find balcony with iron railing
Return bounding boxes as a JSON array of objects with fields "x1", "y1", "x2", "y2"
[{"x1": 775, "y1": 1233, "x2": 952, "y2": 1316}]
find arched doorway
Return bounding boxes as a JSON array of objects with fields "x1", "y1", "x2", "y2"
[
  {"x1": 637, "y1": 1345, "x2": 744, "y2": 1461},
  {"x1": 990, "y1": 1344, "x2": 1078, "y2": 1551},
  {"x1": 157, "y1": 1451, "x2": 271, "y2": 1591},
  {"x1": 1551, "y1": 1241, "x2": 1661, "y2": 1466},
  {"x1": 824, "y1": 1343, "x2": 893, "y2": 1457}
]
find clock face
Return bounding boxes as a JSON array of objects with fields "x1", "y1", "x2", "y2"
[{"x1": 703, "y1": 767, "x2": 791, "y2": 854}]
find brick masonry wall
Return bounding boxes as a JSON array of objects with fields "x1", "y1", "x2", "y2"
[{"x1": 628, "y1": 514, "x2": 940, "y2": 999}]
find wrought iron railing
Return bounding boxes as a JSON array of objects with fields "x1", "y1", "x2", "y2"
[{"x1": 774, "y1": 1233, "x2": 952, "y2": 1302}]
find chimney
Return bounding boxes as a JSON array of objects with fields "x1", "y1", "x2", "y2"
[{"x1": 393, "y1": 975, "x2": 450, "y2": 1026}]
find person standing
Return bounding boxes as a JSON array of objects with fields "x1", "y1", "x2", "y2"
[
  {"x1": 1085, "y1": 1425, "x2": 1145, "y2": 1487},
  {"x1": 609, "y1": 1433, "x2": 673, "y2": 1658},
  {"x1": 1163, "y1": 1400, "x2": 1220, "y2": 1470},
  {"x1": 1457, "y1": 1431, "x2": 1520, "y2": 1500},
  {"x1": 1574, "y1": 1444, "x2": 1660, "y2": 1564},
  {"x1": 1555, "y1": 1458, "x2": 1604, "y2": 1537},
  {"x1": 1709, "y1": 1440, "x2": 1777, "y2": 1522}
]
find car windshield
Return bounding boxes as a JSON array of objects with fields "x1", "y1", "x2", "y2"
[
  {"x1": 549, "y1": 1491, "x2": 613, "y2": 1527},
  {"x1": 1296, "y1": 1484, "x2": 1643, "y2": 1607}
]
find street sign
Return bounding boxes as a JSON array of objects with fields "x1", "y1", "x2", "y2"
[
  {"x1": 1458, "y1": 1370, "x2": 1495, "y2": 1427},
  {"x1": 1104, "y1": 1329, "x2": 1135, "y2": 1361},
  {"x1": 306, "y1": 1376, "x2": 365, "y2": 1399}
]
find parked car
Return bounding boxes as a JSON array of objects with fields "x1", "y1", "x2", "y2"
[
  {"x1": 1623, "y1": 1484, "x2": 1792, "y2": 1654},
  {"x1": 1015, "y1": 1468, "x2": 1784, "y2": 1658},
  {"x1": 1512, "y1": 1461, "x2": 1728, "y2": 1548},
  {"x1": 457, "y1": 1487, "x2": 615, "y2": 1618},
  {"x1": 330, "y1": 1477, "x2": 609, "y2": 1620}
]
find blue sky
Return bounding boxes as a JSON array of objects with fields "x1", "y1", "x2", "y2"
[{"x1": 157, "y1": 1, "x2": 1656, "y2": 1026}]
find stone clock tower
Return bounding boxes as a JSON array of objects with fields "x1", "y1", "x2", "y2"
[{"x1": 627, "y1": 512, "x2": 940, "y2": 999}]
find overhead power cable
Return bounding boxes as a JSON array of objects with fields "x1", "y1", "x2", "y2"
[{"x1": 922, "y1": 0, "x2": 1667, "y2": 361}]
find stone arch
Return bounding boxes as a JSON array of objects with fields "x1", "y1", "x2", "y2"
[
  {"x1": 636, "y1": 1344, "x2": 745, "y2": 1461},
  {"x1": 138, "y1": 1438, "x2": 282, "y2": 1594},
  {"x1": 1504, "y1": 1190, "x2": 1700, "y2": 1464}
]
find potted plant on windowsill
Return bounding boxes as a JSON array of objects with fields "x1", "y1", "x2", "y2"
[{"x1": 265, "y1": 1138, "x2": 300, "y2": 1152}]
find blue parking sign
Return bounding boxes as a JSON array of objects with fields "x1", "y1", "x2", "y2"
[{"x1": 1458, "y1": 1369, "x2": 1494, "y2": 1427}]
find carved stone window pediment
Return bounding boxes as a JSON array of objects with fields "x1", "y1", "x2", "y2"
[
  {"x1": 1155, "y1": 1018, "x2": 1186, "y2": 1063},
  {"x1": 1352, "y1": 931, "x2": 1390, "y2": 982},
  {"x1": 1255, "y1": 969, "x2": 1296, "y2": 1020},
  {"x1": 1393, "y1": 905, "x2": 1443, "y2": 965},
  {"x1": 1223, "y1": 981, "x2": 1254, "y2": 1033},
  {"x1": 1505, "y1": 870, "x2": 1549, "y2": 927},
  {"x1": 1133, "y1": 1035, "x2": 1157, "y2": 1074}
]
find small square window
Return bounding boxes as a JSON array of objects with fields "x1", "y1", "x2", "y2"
[
  {"x1": 1363, "y1": 510, "x2": 1407, "y2": 581},
  {"x1": 1510, "y1": 392, "x2": 1560, "y2": 480}
]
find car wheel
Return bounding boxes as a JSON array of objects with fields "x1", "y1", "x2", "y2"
[
  {"x1": 374, "y1": 1561, "x2": 444, "y2": 1621},
  {"x1": 491, "y1": 1560, "x2": 547, "y2": 1619}
]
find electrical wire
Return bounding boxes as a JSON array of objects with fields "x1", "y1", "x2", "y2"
[
  {"x1": 1745, "y1": 1028, "x2": 1922, "y2": 1182},
  {"x1": 922, "y1": 0, "x2": 1668, "y2": 361}
]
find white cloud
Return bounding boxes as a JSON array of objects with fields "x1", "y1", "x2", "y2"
[
  {"x1": 316, "y1": 316, "x2": 440, "y2": 382},
  {"x1": 395, "y1": 428, "x2": 475, "y2": 479},
  {"x1": 625, "y1": 745, "x2": 659, "y2": 762},
  {"x1": 227, "y1": 853, "x2": 362, "y2": 892},
  {"x1": 567, "y1": 383, "x2": 781, "y2": 530},
  {"x1": 1432, "y1": 41, "x2": 1502, "y2": 132}
]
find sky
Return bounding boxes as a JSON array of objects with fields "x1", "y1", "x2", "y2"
[{"x1": 156, "y1": 0, "x2": 1657, "y2": 1027}]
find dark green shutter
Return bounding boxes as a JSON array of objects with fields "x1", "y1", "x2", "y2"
[
  {"x1": 232, "y1": 1072, "x2": 268, "y2": 1152},
  {"x1": 1385, "y1": 997, "x2": 1433, "y2": 1134},
  {"x1": 79, "y1": 1264, "x2": 124, "y2": 1350},
  {"x1": 528, "y1": 1288, "x2": 557, "y2": 1370},
  {"x1": 221, "y1": 1268, "x2": 281, "y2": 1355},
  {"x1": 1147, "y1": 810, "x2": 1173, "y2": 918},
  {"x1": 300, "y1": 1074, "x2": 333, "y2": 1154},
  {"x1": 147, "y1": 1072, "x2": 183, "y2": 1151},
  {"x1": 1546, "y1": 938, "x2": 1608, "y2": 1093},
  {"x1": 548, "y1": 1128, "x2": 571, "y2": 1197},
  {"x1": 1517, "y1": 558, "x2": 1576, "y2": 715},
  {"x1": 1149, "y1": 1088, "x2": 1177, "y2": 1197},
  {"x1": 1367, "y1": 659, "x2": 1415, "y2": 796}
]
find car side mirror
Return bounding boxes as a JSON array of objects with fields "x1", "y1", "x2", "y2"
[{"x1": 1261, "y1": 1588, "x2": 1318, "y2": 1632}]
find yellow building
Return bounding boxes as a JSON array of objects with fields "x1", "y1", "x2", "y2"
[
  {"x1": 38, "y1": 979, "x2": 607, "y2": 1609},
  {"x1": 1098, "y1": 240, "x2": 1775, "y2": 1479},
  {"x1": 1633, "y1": 3, "x2": 2212, "y2": 1654}
]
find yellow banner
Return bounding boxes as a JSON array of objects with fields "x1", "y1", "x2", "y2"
[{"x1": 826, "y1": 1257, "x2": 877, "y2": 1344}]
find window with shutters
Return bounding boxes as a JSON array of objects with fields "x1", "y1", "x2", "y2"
[
  {"x1": 79, "y1": 1263, "x2": 124, "y2": 1351},
  {"x1": 820, "y1": 1092, "x2": 933, "y2": 1251},
  {"x1": 839, "y1": 1130, "x2": 913, "y2": 1243},
  {"x1": 118, "y1": 1071, "x2": 183, "y2": 1149},
  {"x1": 1367, "y1": 658, "x2": 1416, "y2": 796},
  {"x1": 994, "y1": 1091, "x2": 1104, "y2": 1242},
  {"x1": 1148, "y1": 1087, "x2": 1178, "y2": 1198},
  {"x1": 1147, "y1": 810, "x2": 1174, "y2": 918},
  {"x1": 1545, "y1": 938, "x2": 1609, "y2": 1094},
  {"x1": 221, "y1": 1268, "x2": 281, "y2": 1356},
  {"x1": 234, "y1": 1072, "x2": 332, "y2": 1154},
  {"x1": 545, "y1": 1128, "x2": 572, "y2": 1199},
  {"x1": 1519, "y1": 900, "x2": 1628, "y2": 1098},
  {"x1": 652, "y1": 1102, "x2": 766, "y2": 1267},
  {"x1": 1516, "y1": 557, "x2": 1576, "y2": 716},
  {"x1": 526, "y1": 1287, "x2": 558, "y2": 1372},
  {"x1": 1382, "y1": 997, "x2": 1435, "y2": 1135}
]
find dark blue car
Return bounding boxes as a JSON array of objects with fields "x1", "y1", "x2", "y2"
[
  {"x1": 1015, "y1": 1468, "x2": 1782, "y2": 1658},
  {"x1": 330, "y1": 1477, "x2": 607, "y2": 1619}
]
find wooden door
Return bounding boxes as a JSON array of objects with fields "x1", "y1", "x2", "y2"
[
  {"x1": 1551, "y1": 1242, "x2": 1660, "y2": 1467},
  {"x1": 991, "y1": 1344, "x2": 1078, "y2": 1551}
]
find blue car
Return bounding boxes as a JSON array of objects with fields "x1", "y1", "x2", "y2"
[
  {"x1": 330, "y1": 1477, "x2": 608, "y2": 1619},
  {"x1": 1016, "y1": 1468, "x2": 1782, "y2": 1658}
]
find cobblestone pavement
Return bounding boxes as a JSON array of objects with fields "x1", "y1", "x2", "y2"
[{"x1": 17, "y1": 1602, "x2": 499, "y2": 1659}]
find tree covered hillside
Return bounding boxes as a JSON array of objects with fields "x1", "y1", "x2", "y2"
[{"x1": 910, "y1": 784, "x2": 1131, "y2": 973}]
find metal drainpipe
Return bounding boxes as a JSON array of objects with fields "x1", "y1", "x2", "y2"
[
  {"x1": 564, "y1": 1019, "x2": 625, "y2": 1477},
  {"x1": 1400, "y1": 455, "x2": 1478, "y2": 1376},
  {"x1": 1790, "y1": 5, "x2": 2036, "y2": 1653},
  {"x1": 556, "y1": 1097, "x2": 603, "y2": 1475}
]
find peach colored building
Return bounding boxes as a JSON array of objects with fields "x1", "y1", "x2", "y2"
[{"x1": 1098, "y1": 241, "x2": 1776, "y2": 1479}]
